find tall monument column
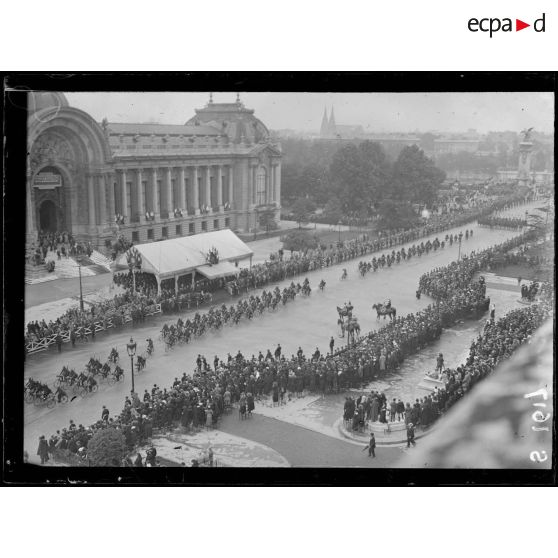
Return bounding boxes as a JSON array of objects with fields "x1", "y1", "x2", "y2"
[{"x1": 518, "y1": 128, "x2": 534, "y2": 187}]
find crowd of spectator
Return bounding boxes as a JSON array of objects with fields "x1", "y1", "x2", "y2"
[
  {"x1": 27, "y1": 230, "x2": 95, "y2": 266},
  {"x1": 39, "y1": 224, "x2": 552, "y2": 465},
  {"x1": 343, "y1": 299, "x2": 551, "y2": 432},
  {"x1": 25, "y1": 292, "x2": 159, "y2": 349}
]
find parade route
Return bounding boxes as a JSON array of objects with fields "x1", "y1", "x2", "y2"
[{"x1": 23, "y1": 201, "x2": 544, "y2": 463}]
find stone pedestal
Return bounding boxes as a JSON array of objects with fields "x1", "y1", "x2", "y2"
[{"x1": 518, "y1": 141, "x2": 534, "y2": 187}]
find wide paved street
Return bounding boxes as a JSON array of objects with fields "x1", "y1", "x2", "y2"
[{"x1": 23, "y1": 201, "x2": 542, "y2": 462}]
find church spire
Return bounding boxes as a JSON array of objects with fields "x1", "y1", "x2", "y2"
[
  {"x1": 320, "y1": 106, "x2": 329, "y2": 137},
  {"x1": 328, "y1": 107, "x2": 336, "y2": 136}
]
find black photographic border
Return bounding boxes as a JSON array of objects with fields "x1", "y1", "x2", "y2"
[{"x1": 2, "y1": 71, "x2": 556, "y2": 486}]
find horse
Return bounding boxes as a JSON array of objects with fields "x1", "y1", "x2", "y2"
[
  {"x1": 319, "y1": 280, "x2": 326, "y2": 291},
  {"x1": 372, "y1": 303, "x2": 397, "y2": 320},
  {"x1": 345, "y1": 317, "x2": 361, "y2": 345}
]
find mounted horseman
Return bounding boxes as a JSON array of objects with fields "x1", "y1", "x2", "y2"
[{"x1": 372, "y1": 302, "x2": 397, "y2": 320}]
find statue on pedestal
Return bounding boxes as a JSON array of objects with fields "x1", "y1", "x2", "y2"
[{"x1": 520, "y1": 127, "x2": 534, "y2": 143}]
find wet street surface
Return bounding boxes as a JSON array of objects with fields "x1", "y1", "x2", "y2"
[{"x1": 24, "y1": 201, "x2": 547, "y2": 463}]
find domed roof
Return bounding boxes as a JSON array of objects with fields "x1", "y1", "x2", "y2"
[
  {"x1": 185, "y1": 97, "x2": 270, "y2": 144},
  {"x1": 28, "y1": 91, "x2": 69, "y2": 113}
]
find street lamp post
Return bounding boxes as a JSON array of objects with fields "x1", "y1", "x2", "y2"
[
  {"x1": 338, "y1": 221, "x2": 342, "y2": 244},
  {"x1": 77, "y1": 256, "x2": 84, "y2": 311},
  {"x1": 127, "y1": 337, "x2": 137, "y2": 394},
  {"x1": 126, "y1": 248, "x2": 142, "y2": 295}
]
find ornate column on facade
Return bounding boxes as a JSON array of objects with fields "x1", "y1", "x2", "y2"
[
  {"x1": 151, "y1": 168, "x2": 160, "y2": 220},
  {"x1": 26, "y1": 176, "x2": 35, "y2": 238},
  {"x1": 87, "y1": 174, "x2": 96, "y2": 227},
  {"x1": 98, "y1": 174, "x2": 107, "y2": 226},
  {"x1": 250, "y1": 163, "x2": 257, "y2": 206},
  {"x1": 275, "y1": 164, "x2": 281, "y2": 208},
  {"x1": 178, "y1": 167, "x2": 186, "y2": 211},
  {"x1": 106, "y1": 172, "x2": 116, "y2": 222},
  {"x1": 120, "y1": 169, "x2": 128, "y2": 221},
  {"x1": 165, "y1": 167, "x2": 173, "y2": 217},
  {"x1": 269, "y1": 164, "x2": 275, "y2": 204},
  {"x1": 205, "y1": 165, "x2": 212, "y2": 212},
  {"x1": 137, "y1": 168, "x2": 145, "y2": 222},
  {"x1": 191, "y1": 166, "x2": 200, "y2": 215},
  {"x1": 228, "y1": 165, "x2": 234, "y2": 209},
  {"x1": 216, "y1": 165, "x2": 223, "y2": 210}
]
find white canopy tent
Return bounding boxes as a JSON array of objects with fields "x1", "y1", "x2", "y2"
[{"x1": 115, "y1": 229, "x2": 253, "y2": 293}]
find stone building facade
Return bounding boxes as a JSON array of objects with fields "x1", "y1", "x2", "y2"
[{"x1": 26, "y1": 92, "x2": 282, "y2": 247}]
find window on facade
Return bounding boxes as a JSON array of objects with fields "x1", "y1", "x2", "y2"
[
  {"x1": 213, "y1": 219, "x2": 219, "y2": 230},
  {"x1": 162, "y1": 226, "x2": 168, "y2": 238},
  {"x1": 132, "y1": 231, "x2": 139, "y2": 242},
  {"x1": 147, "y1": 229, "x2": 154, "y2": 240},
  {"x1": 176, "y1": 225, "x2": 182, "y2": 236},
  {"x1": 201, "y1": 221, "x2": 207, "y2": 231},
  {"x1": 189, "y1": 223, "x2": 195, "y2": 234},
  {"x1": 256, "y1": 167, "x2": 267, "y2": 205},
  {"x1": 225, "y1": 217, "x2": 230, "y2": 228}
]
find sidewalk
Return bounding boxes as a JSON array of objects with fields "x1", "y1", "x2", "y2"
[
  {"x1": 138, "y1": 428, "x2": 290, "y2": 467},
  {"x1": 24, "y1": 284, "x2": 126, "y2": 326}
]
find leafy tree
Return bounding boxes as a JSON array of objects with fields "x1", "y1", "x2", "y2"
[
  {"x1": 281, "y1": 229, "x2": 319, "y2": 253},
  {"x1": 391, "y1": 145, "x2": 445, "y2": 205},
  {"x1": 87, "y1": 428, "x2": 127, "y2": 467},
  {"x1": 258, "y1": 209, "x2": 278, "y2": 234},
  {"x1": 323, "y1": 197, "x2": 343, "y2": 223},
  {"x1": 301, "y1": 165, "x2": 329, "y2": 205},
  {"x1": 329, "y1": 141, "x2": 389, "y2": 213},
  {"x1": 376, "y1": 199, "x2": 419, "y2": 231},
  {"x1": 291, "y1": 197, "x2": 315, "y2": 228}
]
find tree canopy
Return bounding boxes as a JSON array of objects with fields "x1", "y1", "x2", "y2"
[
  {"x1": 329, "y1": 141, "x2": 390, "y2": 213},
  {"x1": 391, "y1": 145, "x2": 446, "y2": 206},
  {"x1": 376, "y1": 199, "x2": 419, "y2": 231},
  {"x1": 258, "y1": 209, "x2": 278, "y2": 232},
  {"x1": 291, "y1": 197, "x2": 316, "y2": 228},
  {"x1": 281, "y1": 229, "x2": 319, "y2": 252},
  {"x1": 87, "y1": 428, "x2": 127, "y2": 467},
  {"x1": 281, "y1": 138, "x2": 446, "y2": 215}
]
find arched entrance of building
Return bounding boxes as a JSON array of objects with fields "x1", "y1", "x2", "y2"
[{"x1": 39, "y1": 200, "x2": 58, "y2": 232}]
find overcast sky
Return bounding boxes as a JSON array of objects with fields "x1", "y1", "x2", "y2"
[{"x1": 65, "y1": 92, "x2": 554, "y2": 135}]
